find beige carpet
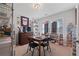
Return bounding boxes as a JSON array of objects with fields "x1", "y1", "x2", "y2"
[{"x1": 15, "y1": 43, "x2": 72, "y2": 56}]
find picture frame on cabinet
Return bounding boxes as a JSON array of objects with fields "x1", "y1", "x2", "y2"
[{"x1": 21, "y1": 16, "x2": 29, "y2": 27}]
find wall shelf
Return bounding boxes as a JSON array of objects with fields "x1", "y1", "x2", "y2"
[
  {"x1": 0, "y1": 3, "x2": 12, "y2": 26},
  {"x1": 0, "y1": 16, "x2": 9, "y2": 20}
]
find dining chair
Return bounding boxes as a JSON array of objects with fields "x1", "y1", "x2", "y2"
[
  {"x1": 41, "y1": 37, "x2": 51, "y2": 56},
  {"x1": 50, "y1": 33, "x2": 57, "y2": 43},
  {"x1": 27, "y1": 37, "x2": 39, "y2": 56},
  {"x1": 58, "y1": 34, "x2": 63, "y2": 45}
]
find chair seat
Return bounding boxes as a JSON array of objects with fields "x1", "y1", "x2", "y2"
[
  {"x1": 41, "y1": 38, "x2": 50, "y2": 47},
  {"x1": 43, "y1": 38, "x2": 50, "y2": 41},
  {"x1": 29, "y1": 42, "x2": 38, "y2": 48},
  {"x1": 41, "y1": 43, "x2": 49, "y2": 47}
]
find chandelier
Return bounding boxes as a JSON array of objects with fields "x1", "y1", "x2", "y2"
[{"x1": 33, "y1": 3, "x2": 40, "y2": 9}]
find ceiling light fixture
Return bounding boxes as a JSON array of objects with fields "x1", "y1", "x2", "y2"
[{"x1": 33, "y1": 3, "x2": 40, "y2": 9}]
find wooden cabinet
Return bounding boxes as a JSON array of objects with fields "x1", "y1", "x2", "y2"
[{"x1": 18, "y1": 32, "x2": 32, "y2": 45}]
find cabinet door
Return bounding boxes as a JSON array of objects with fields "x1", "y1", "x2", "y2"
[{"x1": 19, "y1": 32, "x2": 32, "y2": 45}]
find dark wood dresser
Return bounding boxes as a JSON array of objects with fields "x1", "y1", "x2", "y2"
[{"x1": 18, "y1": 32, "x2": 32, "y2": 45}]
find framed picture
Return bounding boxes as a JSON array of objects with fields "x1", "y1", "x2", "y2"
[{"x1": 21, "y1": 16, "x2": 29, "y2": 26}]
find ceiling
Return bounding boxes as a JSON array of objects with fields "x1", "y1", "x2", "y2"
[{"x1": 14, "y1": 3, "x2": 76, "y2": 20}]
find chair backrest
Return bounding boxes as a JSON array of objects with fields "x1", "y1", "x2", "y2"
[
  {"x1": 59, "y1": 34, "x2": 63, "y2": 41},
  {"x1": 43, "y1": 37, "x2": 50, "y2": 44}
]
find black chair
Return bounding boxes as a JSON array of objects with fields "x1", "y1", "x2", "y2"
[
  {"x1": 27, "y1": 37, "x2": 39, "y2": 56},
  {"x1": 41, "y1": 37, "x2": 51, "y2": 56}
]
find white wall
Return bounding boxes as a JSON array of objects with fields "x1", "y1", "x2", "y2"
[
  {"x1": 37, "y1": 8, "x2": 75, "y2": 46},
  {"x1": 13, "y1": 4, "x2": 32, "y2": 44},
  {"x1": 76, "y1": 4, "x2": 79, "y2": 56}
]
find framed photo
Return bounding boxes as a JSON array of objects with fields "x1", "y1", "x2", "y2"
[{"x1": 21, "y1": 16, "x2": 29, "y2": 26}]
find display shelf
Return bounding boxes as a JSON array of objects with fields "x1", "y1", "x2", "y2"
[
  {"x1": 0, "y1": 3, "x2": 12, "y2": 26},
  {"x1": 33, "y1": 20, "x2": 39, "y2": 37},
  {"x1": 0, "y1": 16, "x2": 9, "y2": 19},
  {"x1": 0, "y1": 3, "x2": 11, "y2": 18}
]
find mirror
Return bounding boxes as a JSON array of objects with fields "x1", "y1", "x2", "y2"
[{"x1": 21, "y1": 16, "x2": 29, "y2": 27}]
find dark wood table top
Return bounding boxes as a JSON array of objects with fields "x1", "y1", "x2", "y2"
[{"x1": 31, "y1": 36, "x2": 44, "y2": 41}]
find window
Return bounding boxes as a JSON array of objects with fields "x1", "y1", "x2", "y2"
[{"x1": 57, "y1": 19, "x2": 63, "y2": 34}]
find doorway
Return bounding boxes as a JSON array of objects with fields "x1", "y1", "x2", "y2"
[{"x1": 51, "y1": 21, "x2": 57, "y2": 33}]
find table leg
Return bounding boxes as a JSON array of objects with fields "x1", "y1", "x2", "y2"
[{"x1": 39, "y1": 41, "x2": 41, "y2": 56}]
